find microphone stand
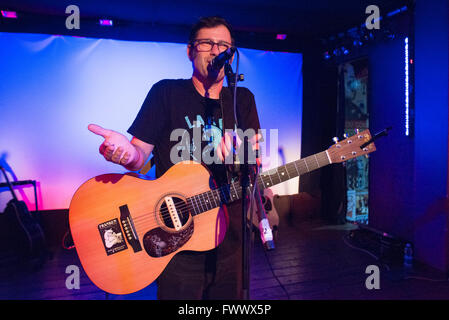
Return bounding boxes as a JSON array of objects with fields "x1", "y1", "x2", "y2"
[
  {"x1": 224, "y1": 59, "x2": 252, "y2": 300},
  {"x1": 240, "y1": 137, "x2": 251, "y2": 301}
]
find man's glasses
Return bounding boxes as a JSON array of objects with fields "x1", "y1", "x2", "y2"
[{"x1": 191, "y1": 39, "x2": 233, "y2": 52}]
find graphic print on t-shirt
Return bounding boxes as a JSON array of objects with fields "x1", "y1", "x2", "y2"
[{"x1": 172, "y1": 115, "x2": 223, "y2": 163}]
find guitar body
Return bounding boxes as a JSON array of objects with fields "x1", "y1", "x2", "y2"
[
  {"x1": 260, "y1": 189, "x2": 279, "y2": 230},
  {"x1": 250, "y1": 188, "x2": 279, "y2": 231},
  {"x1": 69, "y1": 161, "x2": 228, "y2": 295}
]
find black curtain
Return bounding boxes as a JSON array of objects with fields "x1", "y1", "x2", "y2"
[{"x1": 300, "y1": 44, "x2": 346, "y2": 224}]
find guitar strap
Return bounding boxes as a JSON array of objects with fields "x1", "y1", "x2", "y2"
[{"x1": 139, "y1": 155, "x2": 154, "y2": 176}]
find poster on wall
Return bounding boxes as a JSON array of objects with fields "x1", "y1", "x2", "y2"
[{"x1": 339, "y1": 58, "x2": 369, "y2": 224}]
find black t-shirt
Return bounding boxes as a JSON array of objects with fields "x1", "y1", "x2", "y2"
[
  {"x1": 127, "y1": 78, "x2": 261, "y2": 262},
  {"x1": 128, "y1": 78, "x2": 261, "y2": 185}
]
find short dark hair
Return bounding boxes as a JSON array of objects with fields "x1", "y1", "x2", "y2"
[{"x1": 188, "y1": 16, "x2": 235, "y2": 45}]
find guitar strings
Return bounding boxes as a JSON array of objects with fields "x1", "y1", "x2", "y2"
[
  {"x1": 128, "y1": 159, "x2": 322, "y2": 230},
  {"x1": 131, "y1": 184, "x2": 240, "y2": 223},
  {"x1": 130, "y1": 182, "x2": 256, "y2": 231},
  {"x1": 130, "y1": 160, "x2": 307, "y2": 227},
  {"x1": 130, "y1": 171, "x2": 270, "y2": 224}
]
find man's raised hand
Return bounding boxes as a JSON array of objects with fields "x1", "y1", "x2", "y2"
[{"x1": 88, "y1": 124, "x2": 138, "y2": 166}]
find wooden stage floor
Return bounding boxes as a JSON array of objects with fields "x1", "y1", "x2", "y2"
[{"x1": 1, "y1": 216, "x2": 448, "y2": 300}]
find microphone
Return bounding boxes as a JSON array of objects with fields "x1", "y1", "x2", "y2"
[{"x1": 210, "y1": 47, "x2": 236, "y2": 72}]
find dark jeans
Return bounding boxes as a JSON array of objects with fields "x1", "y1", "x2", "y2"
[
  {"x1": 157, "y1": 248, "x2": 243, "y2": 300},
  {"x1": 157, "y1": 201, "x2": 244, "y2": 300}
]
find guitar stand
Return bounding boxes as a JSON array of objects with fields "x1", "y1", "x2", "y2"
[{"x1": 0, "y1": 179, "x2": 38, "y2": 212}]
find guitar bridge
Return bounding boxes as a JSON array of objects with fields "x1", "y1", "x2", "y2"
[{"x1": 119, "y1": 205, "x2": 142, "y2": 253}]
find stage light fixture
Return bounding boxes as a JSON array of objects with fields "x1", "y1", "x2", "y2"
[
  {"x1": 404, "y1": 37, "x2": 410, "y2": 136},
  {"x1": 332, "y1": 48, "x2": 341, "y2": 57},
  {"x1": 323, "y1": 51, "x2": 331, "y2": 60},
  {"x1": 387, "y1": 8, "x2": 401, "y2": 17},
  {"x1": 1, "y1": 10, "x2": 17, "y2": 18},
  {"x1": 383, "y1": 29, "x2": 395, "y2": 40},
  {"x1": 276, "y1": 34, "x2": 287, "y2": 40},
  {"x1": 351, "y1": 32, "x2": 364, "y2": 47},
  {"x1": 99, "y1": 19, "x2": 113, "y2": 26},
  {"x1": 353, "y1": 39, "x2": 363, "y2": 47}
]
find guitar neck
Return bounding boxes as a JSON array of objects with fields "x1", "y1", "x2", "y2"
[
  {"x1": 255, "y1": 150, "x2": 330, "y2": 190},
  {"x1": 187, "y1": 151, "x2": 330, "y2": 215}
]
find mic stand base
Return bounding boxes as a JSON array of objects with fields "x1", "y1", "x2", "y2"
[{"x1": 264, "y1": 240, "x2": 276, "y2": 251}]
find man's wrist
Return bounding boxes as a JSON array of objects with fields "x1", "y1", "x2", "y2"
[{"x1": 124, "y1": 146, "x2": 141, "y2": 171}]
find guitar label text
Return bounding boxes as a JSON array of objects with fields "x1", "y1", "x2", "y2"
[{"x1": 98, "y1": 218, "x2": 127, "y2": 255}]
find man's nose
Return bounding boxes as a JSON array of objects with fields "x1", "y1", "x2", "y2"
[{"x1": 210, "y1": 43, "x2": 220, "y2": 55}]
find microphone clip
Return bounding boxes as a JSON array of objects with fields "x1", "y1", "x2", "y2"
[{"x1": 224, "y1": 63, "x2": 244, "y2": 87}]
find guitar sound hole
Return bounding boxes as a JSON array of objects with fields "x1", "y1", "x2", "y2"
[
  {"x1": 262, "y1": 196, "x2": 272, "y2": 212},
  {"x1": 159, "y1": 197, "x2": 190, "y2": 229}
]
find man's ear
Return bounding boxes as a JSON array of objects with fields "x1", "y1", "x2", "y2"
[{"x1": 187, "y1": 44, "x2": 194, "y2": 61}]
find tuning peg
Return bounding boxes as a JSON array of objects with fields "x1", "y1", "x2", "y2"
[
  {"x1": 332, "y1": 137, "x2": 339, "y2": 143},
  {"x1": 343, "y1": 133, "x2": 348, "y2": 138},
  {"x1": 355, "y1": 128, "x2": 360, "y2": 134}
]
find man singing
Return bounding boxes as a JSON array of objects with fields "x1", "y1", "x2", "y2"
[{"x1": 88, "y1": 16, "x2": 262, "y2": 299}]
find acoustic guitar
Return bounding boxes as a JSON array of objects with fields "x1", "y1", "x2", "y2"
[
  {"x1": 69, "y1": 129, "x2": 376, "y2": 294},
  {"x1": 0, "y1": 166, "x2": 47, "y2": 263},
  {"x1": 255, "y1": 188, "x2": 279, "y2": 228}
]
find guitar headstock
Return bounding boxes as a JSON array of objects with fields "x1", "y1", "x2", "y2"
[{"x1": 327, "y1": 129, "x2": 376, "y2": 163}]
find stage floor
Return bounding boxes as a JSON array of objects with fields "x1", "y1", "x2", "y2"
[{"x1": 1, "y1": 216, "x2": 448, "y2": 300}]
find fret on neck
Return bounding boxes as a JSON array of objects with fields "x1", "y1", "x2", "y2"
[{"x1": 256, "y1": 151, "x2": 330, "y2": 189}]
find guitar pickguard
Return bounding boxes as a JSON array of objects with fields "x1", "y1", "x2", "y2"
[{"x1": 142, "y1": 222, "x2": 194, "y2": 258}]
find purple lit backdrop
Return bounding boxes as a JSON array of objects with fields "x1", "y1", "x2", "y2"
[{"x1": 0, "y1": 32, "x2": 302, "y2": 211}]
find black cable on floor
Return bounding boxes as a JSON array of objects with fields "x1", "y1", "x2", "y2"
[{"x1": 260, "y1": 244, "x2": 291, "y2": 300}]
